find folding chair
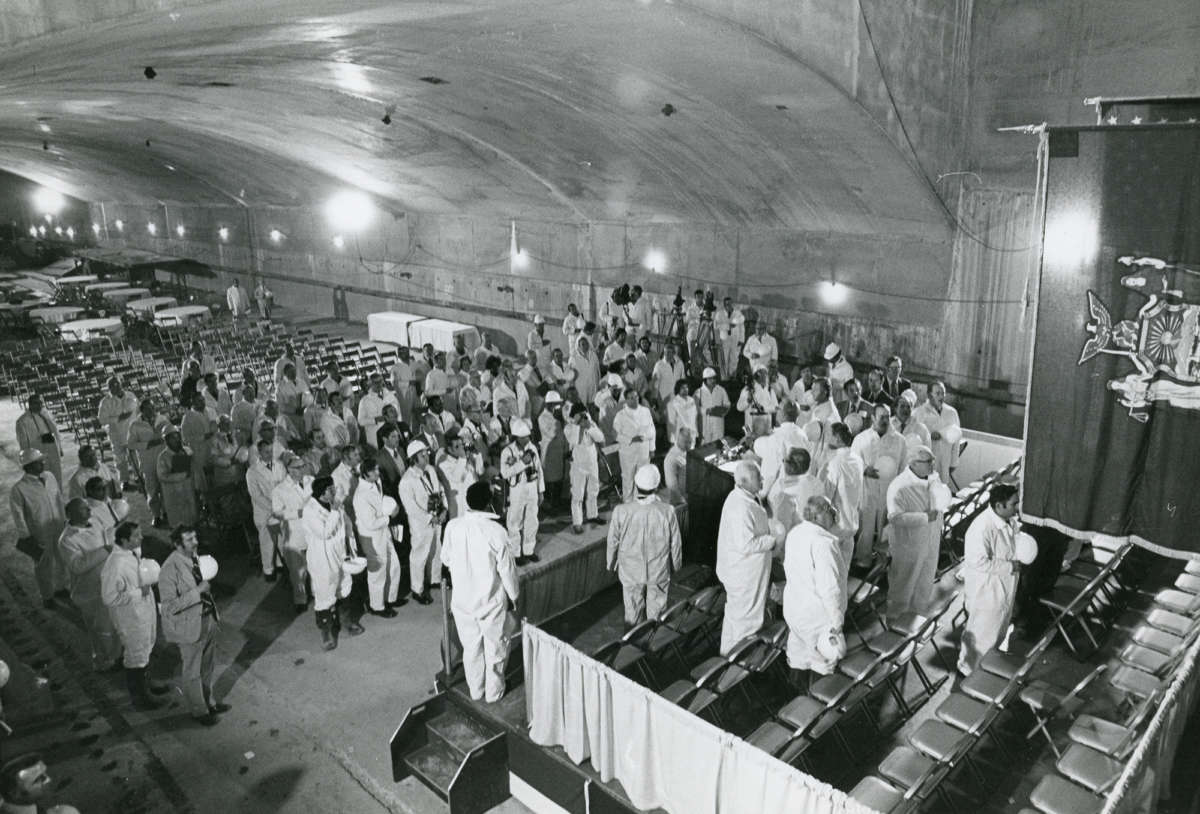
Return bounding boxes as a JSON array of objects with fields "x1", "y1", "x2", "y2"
[
  {"x1": 1028, "y1": 774, "x2": 1104, "y2": 814},
  {"x1": 1019, "y1": 664, "x2": 1107, "y2": 758}
]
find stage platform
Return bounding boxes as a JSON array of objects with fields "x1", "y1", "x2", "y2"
[{"x1": 513, "y1": 513, "x2": 618, "y2": 625}]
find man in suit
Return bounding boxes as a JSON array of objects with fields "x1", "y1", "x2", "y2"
[
  {"x1": 834, "y1": 378, "x2": 874, "y2": 434},
  {"x1": 882, "y1": 355, "x2": 914, "y2": 402},
  {"x1": 159, "y1": 525, "x2": 228, "y2": 726},
  {"x1": 863, "y1": 367, "x2": 895, "y2": 411},
  {"x1": 377, "y1": 422, "x2": 410, "y2": 596}
]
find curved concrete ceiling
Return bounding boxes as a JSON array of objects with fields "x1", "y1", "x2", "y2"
[{"x1": 0, "y1": 0, "x2": 950, "y2": 238}]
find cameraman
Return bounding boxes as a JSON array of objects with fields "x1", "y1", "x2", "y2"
[
  {"x1": 500, "y1": 419, "x2": 544, "y2": 566},
  {"x1": 398, "y1": 440, "x2": 448, "y2": 605}
]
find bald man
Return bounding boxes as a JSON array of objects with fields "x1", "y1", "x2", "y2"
[{"x1": 716, "y1": 461, "x2": 784, "y2": 654}]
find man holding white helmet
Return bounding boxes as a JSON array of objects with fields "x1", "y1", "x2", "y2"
[
  {"x1": 884, "y1": 445, "x2": 942, "y2": 621},
  {"x1": 59, "y1": 498, "x2": 121, "y2": 671},
  {"x1": 696, "y1": 367, "x2": 730, "y2": 444},
  {"x1": 959, "y1": 483, "x2": 1025, "y2": 675},
  {"x1": 783, "y1": 495, "x2": 847, "y2": 687},
  {"x1": 914, "y1": 381, "x2": 961, "y2": 485},
  {"x1": 441, "y1": 482, "x2": 520, "y2": 703},
  {"x1": 101, "y1": 522, "x2": 164, "y2": 710},
  {"x1": 716, "y1": 461, "x2": 785, "y2": 654},
  {"x1": 564, "y1": 403, "x2": 605, "y2": 534},
  {"x1": 613, "y1": 388, "x2": 655, "y2": 500},
  {"x1": 399, "y1": 439, "x2": 448, "y2": 603},
  {"x1": 354, "y1": 458, "x2": 405, "y2": 617},
  {"x1": 305, "y1": 476, "x2": 365, "y2": 650},
  {"x1": 823, "y1": 343, "x2": 855, "y2": 397},
  {"x1": 11, "y1": 447, "x2": 67, "y2": 606},
  {"x1": 500, "y1": 420, "x2": 544, "y2": 565},
  {"x1": 607, "y1": 464, "x2": 682, "y2": 627},
  {"x1": 851, "y1": 405, "x2": 907, "y2": 567}
]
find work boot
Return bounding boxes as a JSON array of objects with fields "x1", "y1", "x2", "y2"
[
  {"x1": 338, "y1": 600, "x2": 364, "y2": 636},
  {"x1": 125, "y1": 668, "x2": 165, "y2": 710},
  {"x1": 316, "y1": 610, "x2": 337, "y2": 651}
]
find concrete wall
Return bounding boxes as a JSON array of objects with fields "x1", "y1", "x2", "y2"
[
  {"x1": 0, "y1": 0, "x2": 220, "y2": 46},
  {"x1": 677, "y1": 0, "x2": 975, "y2": 199}
]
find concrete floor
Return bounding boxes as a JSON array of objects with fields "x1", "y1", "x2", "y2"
[{"x1": 0, "y1": 394, "x2": 528, "y2": 813}]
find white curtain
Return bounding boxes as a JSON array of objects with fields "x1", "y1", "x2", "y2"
[{"x1": 523, "y1": 624, "x2": 877, "y2": 814}]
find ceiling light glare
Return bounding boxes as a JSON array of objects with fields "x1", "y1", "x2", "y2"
[
  {"x1": 511, "y1": 248, "x2": 529, "y2": 270},
  {"x1": 28, "y1": 226, "x2": 37, "y2": 237},
  {"x1": 53, "y1": 226, "x2": 63, "y2": 235},
  {"x1": 176, "y1": 224, "x2": 186, "y2": 237},
  {"x1": 66, "y1": 227, "x2": 75, "y2": 239},
  {"x1": 92, "y1": 223, "x2": 101, "y2": 234},
  {"x1": 114, "y1": 219, "x2": 124, "y2": 231},
  {"x1": 38, "y1": 225, "x2": 46, "y2": 236},
  {"x1": 324, "y1": 189, "x2": 374, "y2": 233},
  {"x1": 332, "y1": 235, "x2": 345, "y2": 249},
  {"x1": 1043, "y1": 210, "x2": 1099, "y2": 270},
  {"x1": 218, "y1": 227, "x2": 229, "y2": 241},
  {"x1": 643, "y1": 249, "x2": 667, "y2": 273},
  {"x1": 147, "y1": 222, "x2": 157, "y2": 235},
  {"x1": 32, "y1": 187, "x2": 65, "y2": 215},
  {"x1": 820, "y1": 281, "x2": 848, "y2": 305},
  {"x1": 269, "y1": 229, "x2": 283, "y2": 243}
]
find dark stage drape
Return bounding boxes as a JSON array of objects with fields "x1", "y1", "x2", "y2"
[{"x1": 1023, "y1": 125, "x2": 1200, "y2": 556}]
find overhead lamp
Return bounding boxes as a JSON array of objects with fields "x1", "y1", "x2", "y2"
[
  {"x1": 510, "y1": 221, "x2": 529, "y2": 270},
  {"x1": 66, "y1": 227, "x2": 75, "y2": 239},
  {"x1": 643, "y1": 248, "x2": 668, "y2": 273},
  {"x1": 332, "y1": 235, "x2": 345, "y2": 249},
  {"x1": 218, "y1": 227, "x2": 229, "y2": 241},
  {"x1": 44, "y1": 213, "x2": 53, "y2": 223},
  {"x1": 28, "y1": 226, "x2": 37, "y2": 237},
  {"x1": 820, "y1": 280, "x2": 848, "y2": 306},
  {"x1": 92, "y1": 223, "x2": 101, "y2": 235},
  {"x1": 53, "y1": 226, "x2": 63, "y2": 236},
  {"x1": 175, "y1": 224, "x2": 186, "y2": 237},
  {"x1": 114, "y1": 219, "x2": 124, "y2": 232},
  {"x1": 38, "y1": 225, "x2": 46, "y2": 236},
  {"x1": 269, "y1": 229, "x2": 284, "y2": 243},
  {"x1": 147, "y1": 222, "x2": 157, "y2": 235},
  {"x1": 324, "y1": 190, "x2": 374, "y2": 233},
  {"x1": 32, "y1": 187, "x2": 65, "y2": 215}
]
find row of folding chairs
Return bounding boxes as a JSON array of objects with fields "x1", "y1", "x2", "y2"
[
  {"x1": 1022, "y1": 557, "x2": 1200, "y2": 814},
  {"x1": 750, "y1": 593, "x2": 961, "y2": 775}
]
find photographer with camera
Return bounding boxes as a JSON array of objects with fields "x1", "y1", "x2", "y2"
[
  {"x1": 565, "y1": 402, "x2": 605, "y2": 534},
  {"x1": 500, "y1": 419, "x2": 544, "y2": 566},
  {"x1": 398, "y1": 440, "x2": 448, "y2": 605}
]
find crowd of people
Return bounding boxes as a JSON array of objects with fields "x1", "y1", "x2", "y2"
[{"x1": 9, "y1": 280, "x2": 1034, "y2": 713}]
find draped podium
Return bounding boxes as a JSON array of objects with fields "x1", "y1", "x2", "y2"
[
  {"x1": 523, "y1": 624, "x2": 874, "y2": 814},
  {"x1": 1023, "y1": 124, "x2": 1200, "y2": 557}
]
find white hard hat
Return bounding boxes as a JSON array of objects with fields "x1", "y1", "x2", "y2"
[
  {"x1": 929, "y1": 481, "x2": 953, "y2": 513},
  {"x1": 803, "y1": 421, "x2": 823, "y2": 443},
  {"x1": 0, "y1": 658, "x2": 10, "y2": 689},
  {"x1": 817, "y1": 629, "x2": 848, "y2": 663},
  {"x1": 406, "y1": 439, "x2": 429, "y2": 458},
  {"x1": 511, "y1": 418, "x2": 532, "y2": 438},
  {"x1": 533, "y1": 314, "x2": 545, "y2": 324},
  {"x1": 900, "y1": 388, "x2": 918, "y2": 406},
  {"x1": 19, "y1": 448, "x2": 44, "y2": 465},
  {"x1": 343, "y1": 556, "x2": 368, "y2": 575},
  {"x1": 138, "y1": 558, "x2": 161, "y2": 586},
  {"x1": 381, "y1": 496, "x2": 400, "y2": 517},
  {"x1": 943, "y1": 424, "x2": 963, "y2": 445},
  {"x1": 545, "y1": 390, "x2": 563, "y2": 404},
  {"x1": 162, "y1": 424, "x2": 181, "y2": 438},
  {"x1": 606, "y1": 373, "x2": 624, "y2": 388},
  {"x1": 111, "y1": 498, "x2": 131, "y2": 521},
  {"x1": 634, "y1": 464, "x2": 660, "y2": 491},
  {"x1": 197, "y1": 554, "x2": 219, "y2": 581},
  {"x1": 823, "y1": 343, "x2": 841, "y2": 361},
  {"x1": 1015, "y1": 531, "x2": 1039, "y2": 565},
  {"x1": 702, "y1": 367, "x2": 717, "y2": 379}
]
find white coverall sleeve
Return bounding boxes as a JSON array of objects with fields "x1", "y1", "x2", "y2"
[
  {"x1": 812, "y1": 543, "x2": 846, "y2": 630},
  {"x1": 606, "y1": 508, "x2": 624, "y2": 570},
  {"x1": 10, "y1": 490, "x2": 29, "y2": 539},
  {"x1": 495, "y1": 533, "x2": 520, "y2": 602}
]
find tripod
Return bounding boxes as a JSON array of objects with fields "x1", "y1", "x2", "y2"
[
  {"x1": 658, "y1": 307, "x2": 686, "y2": 356},
  {"x1": 689, "y1": 316, "x2": 720, "y2": 378}
]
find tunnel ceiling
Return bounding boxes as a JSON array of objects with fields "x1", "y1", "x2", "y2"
[{"x1": 0, "y1": 0, "x2": 951, "y2": 238}]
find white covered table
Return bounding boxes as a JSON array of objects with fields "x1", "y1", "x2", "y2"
[
  {"x1": 84, "y1": 281, "x2": 128, "y2": 293},
  {"x1": 367, "y1": 311, "x2": 424, "y2": 346},
  {"x1": 59, "y1": 317, "x2": 124, "y2": 342},
  {"x1": 29, "y1": 306, "x2": 86, "y2": 324},
  {"x1": 154, "y1": 305, "x2": 211, "y2": 326},
  {"x1": 102, "y1": 287, "x2": 151, "y2": 303},
  {"x1": 55, "y1": 274, "x2": 98, "y2": 287},
  {"x1": 406, "y1": 319, "x2": 480, "y2": 354},
  {"x1": 126, "y1": 296, "x2": 178, "y2": 316}
]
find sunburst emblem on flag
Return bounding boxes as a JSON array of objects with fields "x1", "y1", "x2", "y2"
[{"x1": 1144, "y1": 313, "x2": 1183, "y2": 366}]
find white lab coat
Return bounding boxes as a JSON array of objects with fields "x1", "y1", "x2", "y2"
[
  {"x1": 697, "y1": 384, "x2": 730, "y2": 445},
  {"x1": 714, "y1": 308, "x2": 745, "y2": 375},
  {"x1": 851, "y1": 428, "x2": 907, "y2": 563},
  {"x1": 823, "y1": 446, "x2": 864, "y2": 547},
  {"x1": 742, "y1": 333, "x2": 778, "y2": 372},
  {"x1": 613, "y1": 405, "x2": 654, "y2": 500},
  {"x1": 442, "y1": 510, "x2": 521, "y2": 701},
  {"x1": 608, "y1": 496, "x2": 682, "y2": 624},
  {"x1": 438, "y1": 452, "x2": 483, "y2": 518},
  {"x1": 500, "y1": 441, "x2": 543, "y2": 557},
  {"x1": 271, "y1": 476, "x2": 312, "y2": 551},
  {"x1": 570, "y1": 350, "x2": 601, "y2": 405},
  {"x1": 828, "y1": 357, "x2": 855, "y2": 397},
  {"x1": 651, "y1": 358, "x2": 685, "y2": 405},
  {"x1": 61, "y1": 522, "x2": 120, "y2": 666},
  {"x1": 357, "y1": 391, "x2": 387, "y2": 450},
  {"x1": 100, "y1": 547, "x2": 158, "y2": 668},
  {"x1": 767, "y1": 474, "x2": 827, "y2": 535},
  {"x1": 399, "y1": 465, "x2": 446, "y2": 593},
  {"x1": 891, "y1": 417, "x2": 932, "y2": 466},
  {"x1": 302, "y1": 497, "x2": 355, "y2": 612},
  {"x1": 68, "y1": 463, "x2": 119, "y2": 502},
  {"x1": 758, "y1": 422, "x2": 807, "y2": 496},
  {"x1": 227, "y1": 284, "x2": 250, "y2": 315},
  {"x1": 885, "y1": 467, "x2": 942, "y2": 620},
  {"x1": 959, "y1": 507, "x2": 1019, "y2": 674},
  {"x1": 98, "y1": 390, "x2": 139, "y2": 477},
  {"x1": 716, "y1": 488, "x2": 778, "y2": 654},
  {"x1": 737, "y1": 384, "x2": 779, "y2": 434},
  {"x1": 565, "y1": 421, "x2": 604, "y2": 526},
  {"x1": 11, "y1": 471, "x2": 67, "y2": 597},
  {"x1": 353, "y1": 478, "x2": 403, "y2": 611},
  {"x1": 666, "y1": 395, "x2": 698, "y2": 449},
  {"x1": 914, "y1": 401, "x2": 961, "y2": 484},
  {"x1": 783, "y1": 521, "x2": 846, "y2": 673}
]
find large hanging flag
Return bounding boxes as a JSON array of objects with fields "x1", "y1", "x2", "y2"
[{"x1": 1023, "y1": 125, "x2": 1200, "y2": 556}]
